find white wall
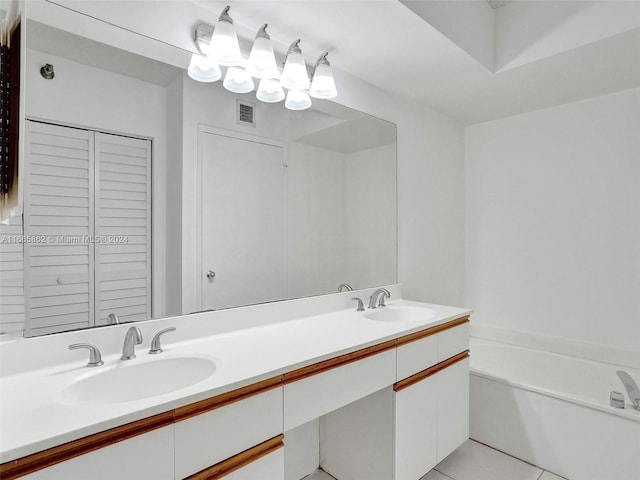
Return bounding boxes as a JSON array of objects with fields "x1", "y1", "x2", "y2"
[
  {"x1": 24, "y1": 49, "x2": 168, "y2": 319},
  {"x1": 164, "y1": 74, "x2": 183, "y2": 316},
  {"x1": 346, "y1": 144, "x2": 397, "y2": 290},
  {"x1": 287, "y1": 143, "x2": 347, "y2": 299},
  {"x1": 465, "y1": 87, "x2": 640, "y2": 353},
  {"x1": 331, "y1": 68, "x2": 466, "y2": 307}
]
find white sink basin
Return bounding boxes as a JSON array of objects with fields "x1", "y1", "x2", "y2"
[
  {"x1": 58, "y1": 356, "x2": 216, "y2": 405},
  {"x1": 364, "y1": 306, "x2": 435, "y2": 323}
]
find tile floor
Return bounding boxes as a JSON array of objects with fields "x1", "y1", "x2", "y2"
[
  {"x1": 422, "y1": 440, "x2": 566, "y2": 480},
  {"x1": 304, "y1": 439, "x2": 567, "y2": 480}
]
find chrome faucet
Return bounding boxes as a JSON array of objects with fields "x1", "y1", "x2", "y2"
[
  {"x1": 351, "y1": 297, "x2": 365, "y2": 312},
  {"x1": 149, "y1": 327, "x2": 176, "y2": 354},
  {"x1": 68, "y1": 343, "x2": 103, "y2": 367},
  {"x1": 106, "y1": 313, "x2": 120, "y2": 325},
  {"x1": 368, "y1": 288, "x2": 390, "y2": 309},
  {"x1": 338, "y1": 283, "x2": 353, "y2": 292},
  {"x1": 121, "y1": 326, "x2": 143, "y2": 360},
  {"x1": 617, "y1": 370, "x2": 640, "y2": 411}
]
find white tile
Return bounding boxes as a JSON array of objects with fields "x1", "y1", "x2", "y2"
[
  {"x1": 420, "y1": 470, "x2": 453, "y2": 480},
  {"x1": 435, "y1": 440, "x2": 543, "y2": 480},
  {"x1": 540, "y1": 472, "x2": 567, "y2": 480}
]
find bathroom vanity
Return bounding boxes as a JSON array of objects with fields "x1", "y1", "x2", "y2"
[{"x1": 0, "y1": 286, "x2": 470, "y2": 480}]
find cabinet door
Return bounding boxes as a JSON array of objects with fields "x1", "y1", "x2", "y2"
[
  {"x1": 24, "y1": 121, "x2": 95, "y2": 335},
  {"x1": 21, "y1": 426, "x2": 174, "y2": 480},
  {"x1": 394, "y1": 375, "x2": 438, "y2": 480},
  {"x1": 436, "y1": 358, "x2": 469, "y2": 462},
  {"x1": 94, "y1": 132, "x2": 151, "y2": 325}
]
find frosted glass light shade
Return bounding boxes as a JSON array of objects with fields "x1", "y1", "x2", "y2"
[
  {"x1": 281, "y1": 51, "x2": 309, "y2": 90},
  {"x1": 309, "y1": 62, "x2": 337, "y2": 99},
  {"x1": 285, "y1": 89, "x2": 312, "y2": 111},
  {"x1": 248, "y1": 36, "x2": 280, "y2": 79},
  {"x1": 187, "y1": 54, "x2": 222, "y2": 83},
  {"x1": 223, "y1": 67, "x2": 255, "y2": 94},
  {"x1": 256, "y1": 79, "x2": 285, "y2": 103},
  {"x1": 209, "y1": 19, "x2": 242, "y2": 66}
]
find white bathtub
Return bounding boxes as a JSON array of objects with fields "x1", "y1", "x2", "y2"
[{"x1": 469, "y1": 338, "x2": 640, "y2": 480}]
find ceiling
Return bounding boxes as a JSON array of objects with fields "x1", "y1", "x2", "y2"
[
  {"x1": 37, "y1": 0, "x2": 640, "y2": 125},
  {"x1": 192, "y1": 0, "x2": 640, "y2": 125}
]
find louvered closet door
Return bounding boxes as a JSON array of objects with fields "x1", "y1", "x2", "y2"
[
  {"x1": 24, "y1": 121, "x2": 94, "y2": 335},
  {"x1": 0, "y1": 216, "x2": 25, "y2": 334},
  {"x1": 95, "y1": 133, "x2": 151, "y2": 325}
]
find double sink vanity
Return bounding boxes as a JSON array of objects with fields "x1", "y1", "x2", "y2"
[{"x1": 0, "y1": 285, "x2": 470, "y2": 480}]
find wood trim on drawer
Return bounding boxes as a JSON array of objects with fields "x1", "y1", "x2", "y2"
[
  {"x1": 394, "y1": 350, "x2": 469, "y2": 392},
  {"x1": 174, "y1": 375, "x2": 283, "y2": 423},
  {"x1": 283, "y1": 339, "x2": 397, "y2": 384},
  {"x1": 184, "y1": 434, "x2": 284, "y2": 480},
  {"x1": 396, "y1": 316, "x2": 469, "y2": 347},
  {"x1": 0, "y1": 411, "x2": 174, "y2": 480}
]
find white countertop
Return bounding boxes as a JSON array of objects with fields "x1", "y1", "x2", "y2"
[{"x1": 0, "y1": 295, "x2": 470, "y2": 463}]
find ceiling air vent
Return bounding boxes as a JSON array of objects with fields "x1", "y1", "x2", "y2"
[{"x1": 237, "y1": 100, "x2": 256, "y2": 127}]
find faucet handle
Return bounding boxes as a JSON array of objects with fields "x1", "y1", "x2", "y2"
[
  {"x1": 351, "y1": 297, "x2": 365, "y2": 312},
  {"x1": 149, "y1": 327, "x2": 177, "y2": 354},
  {"x1": 338, "y1": 283, "x2": 353, "y2": 292},
  {"x1": 69, "y1": 343, "x2": 104, "y2": 367},
  {"x1": 378, "y1": 290, "x2": 390, "y2": 308}
]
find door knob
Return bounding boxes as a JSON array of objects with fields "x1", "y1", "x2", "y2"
[{"x1": 206, "y1": 270, "x2": 216, "y2": 280}]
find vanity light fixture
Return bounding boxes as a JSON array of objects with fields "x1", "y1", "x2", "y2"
[
  {"x1": 187, "y1": 7, "x2": 338, "y2": 109},
  {"x1": 280, "y1": 39, "x2": 310, "y2": 91},
  {"x1": 256, "y1": 78, "x2": 285, "y2": 103},
  {"x1": 309, "y1": 53, "x2": 337, "y2": 99},
  {"x1": 247, "y1": 24, "x2": 280, "y2": 80},
  {"x1": 187, "y1": 54, "x2": 222, "y2": 83},
  {"x1": 285, "y1": 89, "x2": 312, "y2": 111},
  {"x1": 223, "y1": 65, "x2": 255, "y2": 94},
  {"x1": 208, "y1": 5, "x2": 242, "y2": 66}
]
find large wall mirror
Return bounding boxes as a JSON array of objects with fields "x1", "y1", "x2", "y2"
[{"x1": 0, "y1": 12, "x2": 397, "y2": 337}]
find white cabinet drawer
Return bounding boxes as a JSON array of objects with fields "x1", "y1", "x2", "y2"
[
  {"x1": 438, "y1": 321, "x2": 469, "y2": 362},
  {"x1": 396, "y1": 333, "x2": 438, "y2": 381},
  {"x1": 283, "y1": 347, "x2": 396, "y2": 430},
  {"x1": 22, "y1": 425, "x2": 174, "y2": 480},
  {"x1": 183, "y1": 435, "x2": 284, "y2": 480},
  {"x1": 174, "y1": 382, "x2": 283, "y2": 479},
  {"x1": 220, "y1": 446, "x2": 284, "y2": 480}
]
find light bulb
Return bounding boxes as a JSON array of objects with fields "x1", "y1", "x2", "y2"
[
  {"x1": 209, "y1": 6, "x2": 242, "y2": 66},
  {"x1": 187, "y1": 54, "x2": 222, "y2": 83},
  {"x1": 309, "y1": 53, "x2": 337, "y2": 99},
  {"x1": 280, "y1": 40, "x2": 310, "y2": 90},
  {"x1": 248, "y1": 25, "x2": 280, "y2": 80},
  {"x1": 223, "y1": 67, "x2": 255, "y2": 94},
  {"x1": 285, "y1": 89, "x2": 312, "y2": 111},
  {"x1": 256, "y1": 79, "x2": 285, "y2": 103}
]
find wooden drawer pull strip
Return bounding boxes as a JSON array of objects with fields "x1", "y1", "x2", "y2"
[
  {"x1": 185, "y1": 434, "x2": 284, "y2": 480},
  {"x1": 283, "y1": 339, "x2": 397, "y2": 384},
  {"x1": 394, "y1": 350, "x2": 470, "y2": 392},
  {"x1": 396, "y1": 316, "x2": 469, "y2": 347},
  {"x1": 0, "y1": 411, "x2": 174, "y2": 480},
  {"x1": 175, "y1": 376, "x2": 282, "y2": 422}
]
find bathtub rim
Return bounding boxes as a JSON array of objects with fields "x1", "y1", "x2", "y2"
[
  {"x1": 469, "y1": 338, "x2": 640, "y2": 423},
  {"x1": 470, "y1": 324, "x2": 640, "y2": 370}
]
